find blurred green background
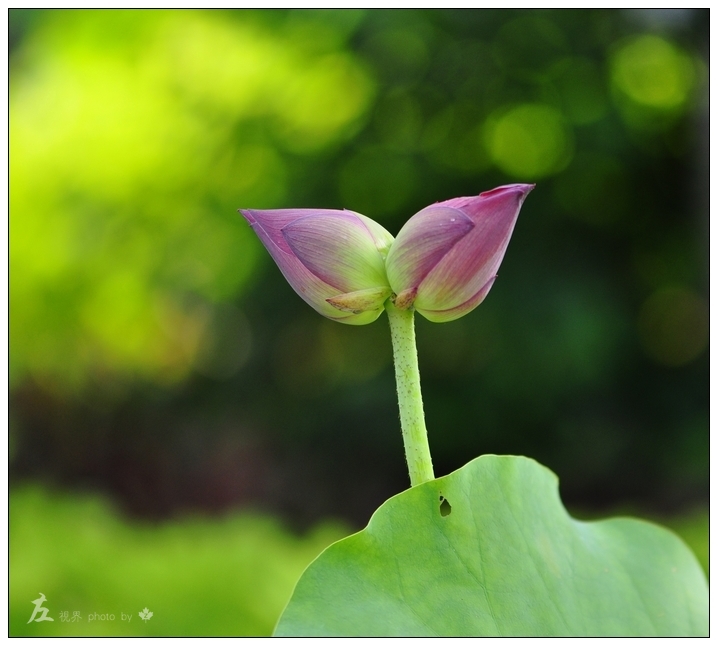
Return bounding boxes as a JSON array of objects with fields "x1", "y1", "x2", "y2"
[{"x1": 10, "y1": 9, "x2": 708, "y2": 635}]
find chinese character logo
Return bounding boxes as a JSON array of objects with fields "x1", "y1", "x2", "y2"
[
  {"x1": 139, "y1": 607, "x2": 153, "y2": 622},
  {"x1": 27, "y1": 593, "x2": 54, "y2": 623},
  {"x1": 59, "y1": 610, "x2": 82, "y2": 622}
]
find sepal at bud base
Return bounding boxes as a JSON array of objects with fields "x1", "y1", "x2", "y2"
[{"x1": 327, "y1": 286, "x2": 393, "y2": 314}]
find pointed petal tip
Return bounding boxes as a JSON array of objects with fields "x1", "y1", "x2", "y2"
[
  {"x1": 479, "y1": 183, "x2": 534, "y2": 196},
  {"x1": 238, "y1": 209, "x2": 256, "y2": 225},
  {"x1": 478, "y1": 183, "x2": 535, "y2": 200},
  {"x1": 432, "y1": 183, "x2": 535, "y2": 213}
]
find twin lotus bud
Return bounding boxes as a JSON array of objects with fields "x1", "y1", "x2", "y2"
[{"x1": 240, "y1": 184, "x2": 534, "y2": 325}]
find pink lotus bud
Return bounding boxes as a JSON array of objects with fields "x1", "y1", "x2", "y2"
[
  {"x1": 385, "y1": 184, "x2": 534, "y2": 323},
  {"x1": 240, "y1": 208, "x2": 394, "y2": 325}
]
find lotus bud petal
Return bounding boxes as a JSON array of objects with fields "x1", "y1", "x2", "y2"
[
  {"x1": 386, "y1": 184, "x2": 534, "y2": 323},
  {"x1": 240, "y1": 208, "x2": 394, "y2": 325}
]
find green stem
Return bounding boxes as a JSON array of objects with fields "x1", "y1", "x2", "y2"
[{"x1": 386, "y1": 300, "x2": 434, "y2": 487}]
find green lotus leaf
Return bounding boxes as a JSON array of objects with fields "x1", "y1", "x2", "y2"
[{"x1": 275, "y1": 455, "x2": 707, "y2": 636}]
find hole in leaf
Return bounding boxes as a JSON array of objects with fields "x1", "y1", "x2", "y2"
[{"x1": 439, "y1": 495, "x2": 452, "y2": 517}]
